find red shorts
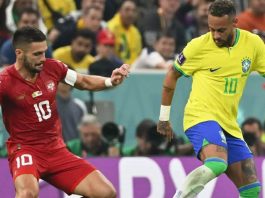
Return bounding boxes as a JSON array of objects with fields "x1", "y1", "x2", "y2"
[{"x1": 8, "y1": 145, "x2": 96, "y2": 194}]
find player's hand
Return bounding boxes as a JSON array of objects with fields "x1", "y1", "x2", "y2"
[
  {"x1": 111, "y1": 64, "x2": 130, "y2": 86},
  {"x1": 157, "y1": 120, "x2": 174, "y2": 141}
]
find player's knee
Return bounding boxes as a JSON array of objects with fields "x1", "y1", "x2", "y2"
[
  {"x1": 239, "y1": 182, "x2": 261, "y2": 198},
  {"x1": 204, "y1": 157, "x2": 228, "y2": 176},
  {"x1": 87, "y1": 183, "x2": 116, "y2": 198},
  {"x1": 99, "y1": 184, "x2": 116, "y2": 198},
  {"x1": 16, "y1": 188, "x2": 39, "y2": 198}
]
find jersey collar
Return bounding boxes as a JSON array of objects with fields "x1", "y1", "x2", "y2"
[{"x1": 232, "y1": 28, "x2": 240, "y2": 47}]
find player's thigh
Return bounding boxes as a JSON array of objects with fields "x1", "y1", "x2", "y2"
[
  {"x1": 8, "y1": 148, "x2": 40, "y2": 196},
  {"x1": 185, "y1": 121, "x2": 228, "y2": 161},
  {"x1": 73, "y1": 170, "x2": 116, "y2": 198},
  {"x1": 226, "y1": 158, "x2": 258, "y2": 187},
  {"x1": 7, "y1": 145, "x2": 41, "y2": 178},
  {"x1": 15, "y1": 174, "x2": 39, "y2": 197},
  {"x1": 44, "y1": 148, "x2": 97, "y2": 195}
]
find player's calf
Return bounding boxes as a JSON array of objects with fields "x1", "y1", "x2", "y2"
[{"x1": 173, "y1": 157, "x2": 227, "y2": 198}]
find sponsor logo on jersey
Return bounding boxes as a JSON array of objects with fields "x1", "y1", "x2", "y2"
[
  {"x1": 32, "y1": 91, "x2": 42, "y2": 98},
  {"x1": 177, "y1": 52, "x2": 186, "y2": 66},
  {"x1": 210, "y1": 67, "x2": 221, "y2": 72},
  {"x1": 241, "y1": 57, "x2": 251, "y2": 73},
  {"x1": 46, "y1": 81, "x2": 55, "y2": 92}
]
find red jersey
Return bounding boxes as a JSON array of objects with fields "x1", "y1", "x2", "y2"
[{"x1": 0, "y1": 59, "x2": 68, "y2": 151}]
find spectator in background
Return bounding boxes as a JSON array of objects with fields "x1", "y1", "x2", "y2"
[
  {"x1": 132, "y1": 32, "x2": 176, "y2": 70},
  {"x1": 67, "y1": 114, "x2": 120, "y2": 157},
  {"x1": 5, "y1": 0, "x2": 47, "y2": 33},
  {"x1": 138, "y1": 0, "x2": 186, "y2": 52},
  {"x1": 242, "y1": 117, "x2": 265, "y2": 156},
  {"x1": 50, "y1": 5, "x2": 104, "y2": 53},
  {"x1": 0, "y1": 8, "x2": 53, "y2": 67},
  {"x1": 123, "y1": 119, "x2": 183, "y2": 156},
  {"x1": 53, "y1": 29, "x2": 95, "y2": 73},
  {"x1": 123, "y1": 119, "x2": 165, "y2": 156},
  {"x1": 108, "y1": 0, "x2": 142, "y2": 65},
  {"x1": 76, "y1": 5, "x2": 105, "y2": 32},
  {"x1": 56, "y1": 81, "x2": 87, "y2": 142},
  {"x1": 0, "y1": 0, "x2": 10, "y2": 48},
  {"x1": 38, "y1": 0, "x2": 76, "y2": 31},
  {"x1": 81, "y1": 0, "x2": 105, "y2": 13},
  {"x1": 237, "y1": 0, "x2": 265, "y2": 36},
  {"x1": 89, "y1": 29, "x2": 122, "y2": 77},
  {"x1": 185, "y1": 0, "x2": 212, "y2": 40}
]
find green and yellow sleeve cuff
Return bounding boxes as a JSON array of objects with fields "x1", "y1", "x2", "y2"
[{"x1": 173, "y1": 63, "x2": 190, "y2": 77}]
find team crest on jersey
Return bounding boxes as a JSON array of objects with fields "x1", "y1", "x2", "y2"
[
  {"x1": 46, "y1": 81, "x2": 55, "y2": 92},
  {"x1": 241, "y1": 57, "x2": 251, "y2": 73}
]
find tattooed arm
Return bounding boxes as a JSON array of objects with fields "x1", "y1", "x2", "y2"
[{"x1": 157, "y1": 65, "x2": 182, "y2": 140}]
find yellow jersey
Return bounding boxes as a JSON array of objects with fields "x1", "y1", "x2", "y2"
[
  {"x1": 174, "y1": 29, "x2": 265, "y2": 138},
  {"x1": 38, "y1": 0, "x2": 76, "y2": 30},
  {"x1": 107, "y1": 13, "x2": 142, "y2": 65},
  {"x1": 53, "y1": 46, "x2": 94, "y2": 72}
]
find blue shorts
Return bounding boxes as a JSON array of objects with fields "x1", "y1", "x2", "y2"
[{"x1": 186, "y1": 120, "x2": 253, "y2": 165}]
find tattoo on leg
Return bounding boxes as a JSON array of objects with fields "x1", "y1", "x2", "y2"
[
  {"x1": 242, "y1": 158, "x2": 257, "y2": 183},
  {"x1": 216, "y1": 146, "x2": 226, "y2": 153}
]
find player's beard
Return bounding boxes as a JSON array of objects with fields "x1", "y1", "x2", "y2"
[
  {"x1": 214, "y1": 33, "x2": 234, "y2": 47},
  {"x1": 23, "y1": 55, "x2": 42, "y2": 74}
]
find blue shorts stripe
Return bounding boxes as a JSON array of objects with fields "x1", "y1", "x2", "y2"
[
  {"x1": 238, "y1": 182, "x2": 261, "y2": 192},
  {"x1": 204, "y1": 157, "x2": 227, "y2": 164}
]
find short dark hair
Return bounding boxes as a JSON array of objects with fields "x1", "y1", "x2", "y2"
[
  {"x1": 120, "y1": 0, "x2": 137, "y2": 10},
  {"x1": 241, "y1": 117, "x2": 263, "y2": 131},
  {"x1": 156, "y1": 31, "x2": 175, "y2": 41},
  {"x1": 18, "y1": 8, "x2": 40, "y2": 21},
  {"x1": 72, "y1": 29, "x2": 95, "y2": 42},
  {"x1": 209, "y1": 0, "x2": 236, "y2": 17},
  {"x1": 136, "y1": 119, "x2": 156, "y2": 138},
  {"x1": 83, "y1": 5, "x2": 102, "y2": 16},
  {"x1": 12, "y1": 26, "x2": 46, "y2": 49}
]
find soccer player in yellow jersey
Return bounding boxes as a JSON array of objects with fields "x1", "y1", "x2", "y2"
[{"x1": 158, "y1": 0, "x2": 265, "y2": 197}]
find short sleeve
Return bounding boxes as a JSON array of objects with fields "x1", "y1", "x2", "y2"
[
  {"x1": 52, "y1": 59, "x2": 69, "y2": 81},
  {"x1": 0, "y1": 74, "x2": 7, "y2": 104},
  {"x1": 173, "y1": 38, "x2": 202, "y2": 77},
  {"x1": 252, "y1": 36, "x2": 265, "y2": 77}
]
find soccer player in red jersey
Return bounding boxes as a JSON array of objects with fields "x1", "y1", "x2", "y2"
[{"x1": 2, "y1": 26, "x2": 129, "y2": 198}]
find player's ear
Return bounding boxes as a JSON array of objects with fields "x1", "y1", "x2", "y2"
[
  {"x1": 15, "y1": 49, "x2": 22, "y2": 55},
  {"x1": 15, "y1": 49, "x2": 24, "y2": 59},
  {"x1": 232, "y1": 17, "x2": 238, "y2": 27}
]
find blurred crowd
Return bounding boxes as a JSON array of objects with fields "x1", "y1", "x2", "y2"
[
  {"x1": 0, "y1": 0, "x2": 265, "y2": 158},
  {"x1": 0, "y1": 0, "x2": 264, "y2": 71}
]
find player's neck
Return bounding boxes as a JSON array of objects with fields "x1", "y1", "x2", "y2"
[
  {"x1": 230, "y1": 28, "x2": 237, "y2": 47},
  {"x1": 15, "y1": 62, "x2": 38, "y2": 82}
]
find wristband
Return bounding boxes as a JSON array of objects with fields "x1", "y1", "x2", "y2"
[
  {"x1": 159, "y1": 105, "x2": 171, "y2": 121},
  {"x1": 105, "y1": 78, "x2": 113, "y2": 87}
]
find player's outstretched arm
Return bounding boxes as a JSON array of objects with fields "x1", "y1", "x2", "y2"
[
  {"x1": 74, "y1": 64, "x2": 130, "y2": 91},
  {"x1": 157, "y1": 65, "x2": 182, "y2": 141}
]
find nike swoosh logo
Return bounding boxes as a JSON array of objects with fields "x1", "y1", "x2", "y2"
[{"x1": 210, "y1": 67, "x2": 221, "y2": 72}]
